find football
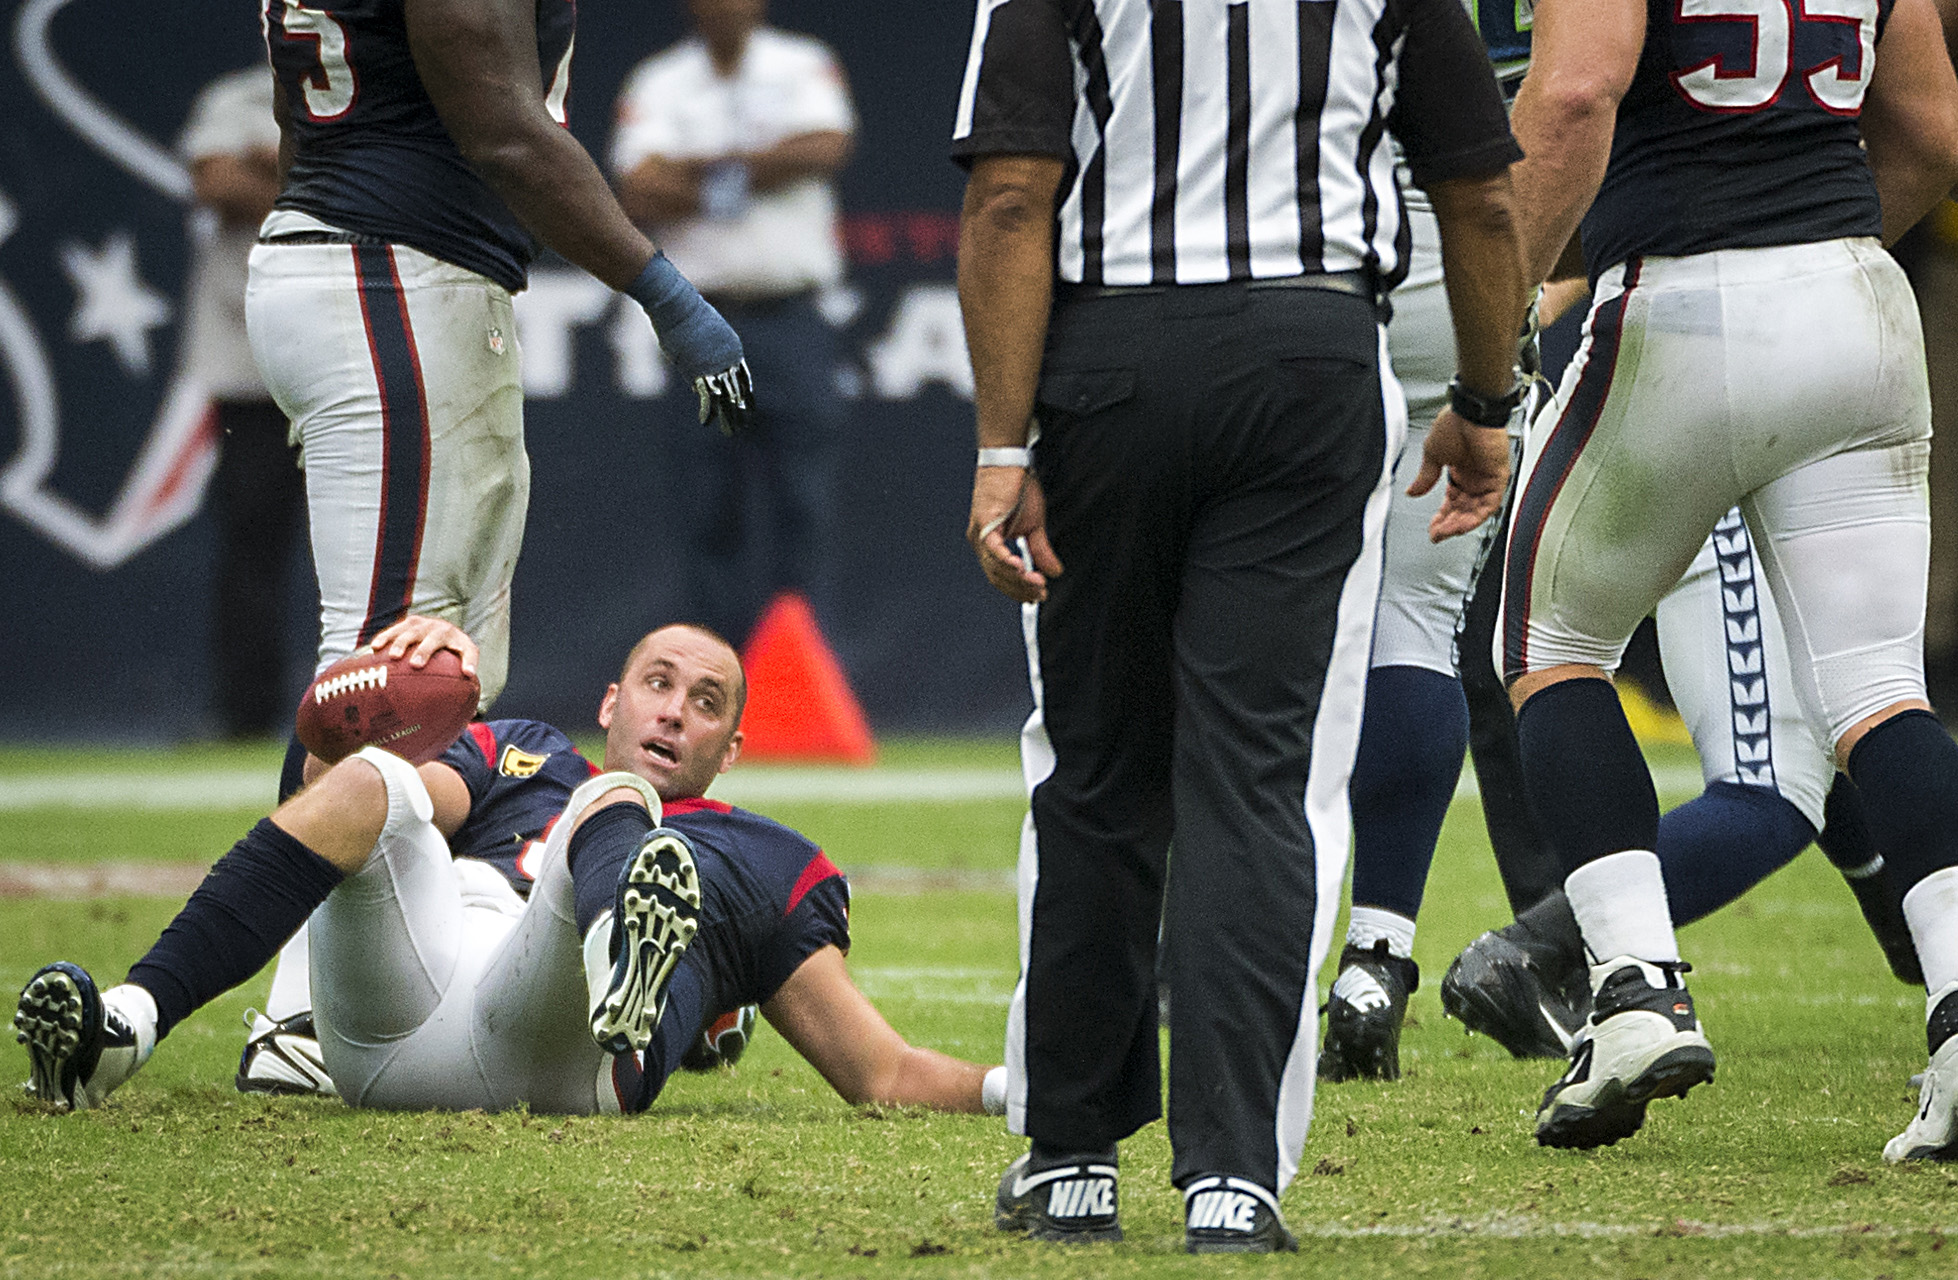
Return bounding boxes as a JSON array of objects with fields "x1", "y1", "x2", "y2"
[{"x1": 295, "y1": 648, "x2": 479, "y2": 766}]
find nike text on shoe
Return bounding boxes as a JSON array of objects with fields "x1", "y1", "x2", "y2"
[
  {"x1": 1320, "y1": 940, "x2": 1420, "y2": 1081},
  {"x1": 589, "y1": 827, "x2": 703, "y2": 1055},
  {"x1": 14, "y1": 963, "x2": 153, "y2": 1111},
  {"x1": 236, "y1": 1009, "x2": 338, "y2": 1098},
  {"x1": 1440, "y1": 925, "x2": 1589, "y2": 1060},
  {"x1": 1535, "y1": 957, "x2": 1715, "y2": 1150},
  {"x1": 995, "y1": 1149, "x2": 1121, "y2": 1243},
  {"x1": 1182, "y1": 1175, "x2": 1298, "y2": 1254},
  {"x1": 1885, "y1": 983, "x2": 1958, "y2": 1162}
]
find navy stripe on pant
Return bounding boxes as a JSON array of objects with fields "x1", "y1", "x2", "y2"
[{"x1": 352, "y1": 244, "x2": 432, "y2": 645}]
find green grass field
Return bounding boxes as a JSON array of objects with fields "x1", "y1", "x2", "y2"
[{"x1": 1, "y1": 740, "x2": 1953, "y2": 1278}]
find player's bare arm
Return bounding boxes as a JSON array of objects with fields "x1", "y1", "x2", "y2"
[
  {"x1": 1507, "y1": 0, "x2": 1645, "y2": 284},
  {"x1": 405, "y1": 0, "x2": 751, "y2": 429},
  {"x1": 403, "y1": 0, "x2": 657, "y2": 291},
  {"x1": 958, "y1": 153, "x2": 1066, "y2": 604},
  {"x1": 1411, "y1": 169, "x2": 1529, "y2": 541},
  {"x1": 1860, "y1": 0, "x2": 1958, "y2": 246},
  {"x1": 761, "y1": 945, "x2": 994, "y2": 1113},
  {"x1": 190, "y1": 150, "x2": 280, "y2": 225}
]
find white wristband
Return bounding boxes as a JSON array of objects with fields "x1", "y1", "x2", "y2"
[
  {"x1": 982, "y1": 1065, "x2": 1008, "y2": 1115},
  {"x1": 977, "y1": 447, "x2": 1032, "y2": 469}
]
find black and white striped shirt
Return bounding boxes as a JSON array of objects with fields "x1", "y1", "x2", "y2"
[{"x1": 951, "y1": 0, "x2": 1518, "y2": 289}]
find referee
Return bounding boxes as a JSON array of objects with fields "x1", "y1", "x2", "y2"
[{"x1": 954, "y1": 0, "x2": 1528, "y2": 1252}]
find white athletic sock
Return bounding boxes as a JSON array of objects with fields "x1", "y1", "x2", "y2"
[
  {"x1": 982, "y1": 1066, "x2": 1008, "y2": 1116},
  {"x1": 260, "y1": 925, "x2": 314, "y2": 1030},
  {"x1": 1346, "y1": 906, "x2": 1417, "y2": 960},
  {"x1": 1903, "y1": 866, "x2": 1958, "y2": 998},
  {"x1": 583, "y1": 911, "x2": 616, "y2": 1014},
  {"x1": 1565, "y1": 850, "x2": 1680, "y2": 967}
]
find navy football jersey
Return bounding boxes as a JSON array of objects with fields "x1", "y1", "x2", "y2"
[
  {"x1": 262, "y1": 0, "x2": 577, "y2": 292},
  {"x1": 441, "y1": 720, "x2": 598, "y2": 877},
  {"x1": 1466, "y1": 0, "x2": 1533, "y2": 86},
  {"x1": 1580, "y1": 0, "x2": 1890, "y2": 281}
]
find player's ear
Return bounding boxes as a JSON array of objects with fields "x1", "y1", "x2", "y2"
[
  {"x1": 719, "y1": 729, "x2": 743, "y2": 773},
  {"x1": 597, "y1": 683, "x2": 620, "y2": 729}
]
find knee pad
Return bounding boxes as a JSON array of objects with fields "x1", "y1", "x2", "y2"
[{"x1": 350, "y1": 745, "x2": 436, "y2": 834}]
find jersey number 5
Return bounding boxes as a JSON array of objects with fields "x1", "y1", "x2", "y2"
[
  {"x1": 1672, "y1": 0, "x2": 1879, "y2": 116},
  {"x1": 279, "y1": 0, "x2": 358, "y2": 121}
]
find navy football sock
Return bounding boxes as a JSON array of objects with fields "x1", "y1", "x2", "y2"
[
  {"x1": 126, "y1": 819, "x2": 343, "y2": 1040},
  {"x1": 1350, "y1": 666, "x2": 1469, "y2": 920},
  {"x1": 1656, "y1": 782, "x2": 1816, "y2": 926},
  {"x1": 568, "y1": 800, "x2": 657, "y2": 938},
  {"x1": 1515, "y1": 678, "x2": 1660, "y2": 877},
  {"x1": 1816, "y1": 773, "x2": 1879, "y2": 874},
  {"x1": 1846, "y1": 709, "x2": 1958, "y2": 890}
]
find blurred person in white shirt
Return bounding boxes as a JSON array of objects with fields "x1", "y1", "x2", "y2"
[{"x1": 612, "y1": 0, "x2": 855, "y2": 648}]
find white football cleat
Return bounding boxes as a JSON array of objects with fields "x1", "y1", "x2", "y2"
[
  {"x1": 1535, "y1": 956, "x2": 1714, "y2": 1149},
  {"x1": 14, "y1": 964, "x2": 154, "y2": 1111},
  {"x1": 236, "y1": 1009, "x2": 339, "y2": 1098},
  {"x1": 1885, "y1": 983, "x2": 1958, "y2": 1163}
]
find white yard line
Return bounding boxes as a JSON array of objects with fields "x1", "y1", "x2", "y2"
[{"x1": 0, "y1": 761, "x2": 1711, "y2": 811}]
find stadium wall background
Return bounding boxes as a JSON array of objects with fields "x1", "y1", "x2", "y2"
[{"x1": 0, "y1": 0, "x2": 1029, "y2": 741}]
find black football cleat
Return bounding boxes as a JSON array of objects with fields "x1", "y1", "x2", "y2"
[
  {"x1": 1183, "y1": 1175, "x2": 1298, "y2": 1254},
  {"x1": 1441, "y1": 912, "x2": 1590, "y2": 1060},
  {"x1": 996, "y1": 1148, "x2": 1121, "y2": 1243},
  {"x1": 1320, "y1": 940, "x2": 1419, "y2": 1081},
  {"x1": 1535, "y1": 958, "x2": 1715, "y2": 1150}
]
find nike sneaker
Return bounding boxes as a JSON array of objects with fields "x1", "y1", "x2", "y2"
[
  {"x1": 14, "y1": 963, "x2": 154, "y2": 1111},
  {"x1": 1319, "y1": 940, "x2": 1419, "y2": 1081},
  {"x1": 236, "y1": 1009, "x2": 338, "y2": 1097},
  {"x1": 1182, "y1": 1174, "x2": 1298, "y2": 1254},
  {"x1": 1535, "y1": 957, "x2": 1715, "y2": 1149},
  {"x1": 1885, "y1": 983, "x2": 1958, "y2": 1162},
  {"x1": 587, "y1": 827, "x2": 702, "y2": 1055},
  {"x1": 995, "y1": 1147, "x2": 1121, "y2": 1243},
  {"x1": 1441, "y1": 913, "x2": 1590, "y2": 1059}
]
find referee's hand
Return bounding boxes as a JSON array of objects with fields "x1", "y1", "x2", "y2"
[
  {"x1": 1411, "y1": 407, "x2": 1510, "y2": 541},
  {"x1": 968, "y1": 465, "x2": 1062, "y2": 603}
]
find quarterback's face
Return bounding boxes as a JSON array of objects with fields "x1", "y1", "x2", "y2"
[{"x1": 599, "y1": 626, "x2": 745, "y2": 801}]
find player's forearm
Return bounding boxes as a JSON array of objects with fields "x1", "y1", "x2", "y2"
[
  {"x1": 958, "y1": 155, "x2": 1063, "y2": 449},
  {"x1": 745, "y1": 130, "x2": 854, "y2": 193},
  {"x1": 1862, "y1": 0, "x2": 1958, "y2": 245},
  {"x1": 1507, "y1": 87, "x2": 1617, "y2": 286},
  {"x1": 1428, "y1": 171, "x2": 1530, "y2": 397},
  {"x1": 463, "y1": 124, "x2": 658, "y2": 290},
  {"x1": 192, "y1": 153, "x2": 281, "y2": 226},
  {"x1": 861, "y1": 1046, "x2": 990, "y2": 1113}
]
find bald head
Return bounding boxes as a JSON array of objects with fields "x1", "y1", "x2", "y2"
[{"x1": 618, "y1": 623, "x2": 747, "y2": 726}]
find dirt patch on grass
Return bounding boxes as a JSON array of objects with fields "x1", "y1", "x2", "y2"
[{"x1": 0, "y1": 862, "x2": 205, "y2": 899}]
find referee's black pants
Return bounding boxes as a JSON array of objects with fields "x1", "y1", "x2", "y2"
[{"x1": 1011, "y1": 282, "x2": 1395, "y2": 1195}]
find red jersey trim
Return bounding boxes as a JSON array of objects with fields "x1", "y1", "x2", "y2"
[
  {"x1": 467, "y1": 722, "x2": 497, "y2": 764},
  {"x1": 786, "y1": 851, "x2": 842, "y2": 916},
  {"x1": 664, "y1": 796, "x2": 733, "y2": 816}
]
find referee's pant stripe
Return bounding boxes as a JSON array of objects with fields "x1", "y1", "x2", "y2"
[
  {"x1": 1006, "y1": 598, "x2": 1055, "y2": 1136},
  {"x1": 1502, "y1": 258, "x2": 1641, "y2": 680},
  {"x1": 352, "y1": 245, "x2": 433, "y2": 646},
  {"x1": 1273, "y1": 321, "x2": 1404, "y2": 1193}
]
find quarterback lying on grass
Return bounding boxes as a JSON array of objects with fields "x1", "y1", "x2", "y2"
[{"x1": 14, "y1": 617, "x2": 1006, "y2": 1119}]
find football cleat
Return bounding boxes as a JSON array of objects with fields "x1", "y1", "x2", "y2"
[
  {"x1": 1535, "y1": 957, "x2": 1715, "y2": 1149},
  {"x1": 1885, "y1": 984, "x2": 1958, "y2": 1163},
  {"x1": 14, "y1": 963, "x2": 153, "y2": 1111},
  {"x1": 1183, "y1": 1175, "x2": 1298, "y2": 1254},
  {"x1": 236, "y1": 1009, "x2": 338, "y2": 1098},
  {"x1": 587, "y1": 827, "x2": 703, "y2": 1055},
  {"x1": 1441, "y1": 919, "x2": 1590, "y2": 1060},
  {"x1": 995, "y1": 1148, "x2": 1121, "y2": 1243},
  {"x1": 1319, "y1": 941, "x2": 1419, "y2": 1081},
  {"x1": 679, "y1": 1004, "x2": 758, "y2": 1072}
]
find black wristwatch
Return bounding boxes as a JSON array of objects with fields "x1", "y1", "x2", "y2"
[{"x1": 1447, "y1": 376, "x2": 1524, "y2": 428}]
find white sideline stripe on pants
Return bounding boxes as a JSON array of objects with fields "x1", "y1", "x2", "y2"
[{"x1": 0, "y1": 761, "x2": 1712, "y2": 811}]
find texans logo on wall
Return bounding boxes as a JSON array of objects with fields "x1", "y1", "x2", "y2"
[{"x1": 0, "y1": 0, "x2": 262, "y2": 571}]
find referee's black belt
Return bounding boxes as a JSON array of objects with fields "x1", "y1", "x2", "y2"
[
  {"x1": 258, "y1": 229, "x2": 390, "y2": 246},
  {"x1": 1057, "y1": 269, "x2": 1374, "y2": 301}
]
